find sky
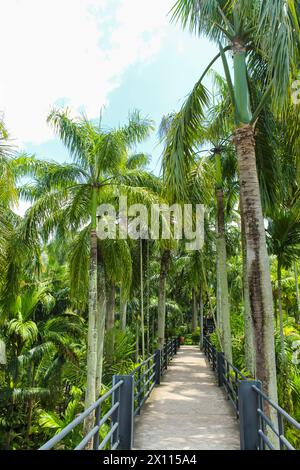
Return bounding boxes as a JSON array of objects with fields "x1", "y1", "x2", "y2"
[{"x1": 1, "y1": 0, "x2": 221, "y2": 206}]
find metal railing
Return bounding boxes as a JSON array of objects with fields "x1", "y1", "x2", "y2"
[
  {"x1": 252, "y1": 384, "x2": 300, "y2": 450},
  {"x1": 219, "y1": 352, "x2": 248, "y2": 418},
  {"x1": 204, "y1": 337, "x2": 246, "y2": 416},
  {"x1": 203, "y1": 335, "x2": 300, "y2": 450},
  {"x1": 40, "y1": 337, "x2": 180, "y2": 451},
  {"x1": 130, "y1": 352, "x2": 157, "y2": 416},
  {"x1": 39, "y1": 379, "x2": 124, "y2": 450},
  {"x1": 161, "y1": 337, "x2": 179, "y2": 375},
  {"x1": 204, "y1": 336, "x2": 217, "y2": 370},
  {"x1": 132, "y1": 337, "x2": 179, "y2": 415}
]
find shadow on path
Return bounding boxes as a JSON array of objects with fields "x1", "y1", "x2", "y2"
[{"x1": 133, "y1": 346, "x2": 240, "y2": 450}]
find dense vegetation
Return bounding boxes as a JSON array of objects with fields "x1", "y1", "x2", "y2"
[{"x1": 0, "y1": 0, "x2": 300, "y2": 450}]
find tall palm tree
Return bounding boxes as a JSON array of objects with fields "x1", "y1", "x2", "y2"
[
  {"x1": 160, "y1": 113, "x2": 213, "y2": 352},
  {"x1": 157, "y1": 246, "x2": 171, "y2": 350},
  {"x1": 170, "y1": 0, "x2": 299, "y2": 405},
  {"x1": 202, "y1": 75, "x2": 236, "y2": 362},
  {"x1": 0, "y1": 120, "x2": 18, "y2": 208},
  {"x1": 267, "y1": 208, "x2": 300, "y2": 361},
  {"x1": 179, "y1": 251, "x2": 202, "y2": 333},
  {"x1": 161, "y1": 80, "x2": 234, "y2": 360},
  {"x1": 21, "y1": 108, "x2": 155, "y2": 436}
]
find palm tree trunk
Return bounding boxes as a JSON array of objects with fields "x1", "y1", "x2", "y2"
[
  {"x1": 192, "y1": 288, "x2": 198, "y2": 332},
  {"x1": 277, "y1": 259, "x2": 285, "y2": 362},
  {"x1": 294, "y1": 261, "x2": 300, "y2": 324},
  {"x1": 199, "y1": 285, "x2": 204, "y2": 349},
  {"x1": 146, "y1": 240, "x2": 150, "y2": 354},
  {"x1": 216, "y1": 187, "x2": 232, "y2": 362},
  {"x1": 216, "y1": 252, "x2": 221, "y2": 331},
  {"x1": 136, "y1": 314, "x2": 140, "y2": 362},
  {"x1": 25, "y1": 364, "x2": 34, "y2": 444},
  {"x1": 0, "y1": 340, "x2": 6, "y2": 364},
  {"x1": 157, "y1": 249, "x2": 170, "y2": 350},
  {"x1": 84, "y1": 187, "x2": 99, "y2": 442},
  {"x1": 140, "y1": 239, "x2": 145, "y2": 359},
  {"x1": 95, "y1": 258, "x2": 106, "y2": 394},
  {"x1": 84, "y1": 228, "x2": 98, "y2": 437},
  {"x1": 240, "y1": 199, "x2": 256, "y2": 375},
  {"x1": 235, "y1": 124, "x2": 278, "y2": 404},
  {"x1": 26, "y1": 398, "x2": 33, "y2": 444},
  {"x1": 231, "y1": 39, "x2": 277, "y2": 407},
  {"x1": 106, "y1": 282, "x2": 115, "y2": 360},
  {"x1": 274, "y1": 286, "x2": 278, "y2": 328},
  {"x1": 119, "y1": 286, "x2": 127, "y2": 331}
]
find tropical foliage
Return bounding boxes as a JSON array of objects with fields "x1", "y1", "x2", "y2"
[{"x1": 0, "y1": 0, "x2": 300, "y2": 450}]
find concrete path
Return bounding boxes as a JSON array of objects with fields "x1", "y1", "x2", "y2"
[{"x1": 133, "y1": 346, "x2": 240, "y2": 450}]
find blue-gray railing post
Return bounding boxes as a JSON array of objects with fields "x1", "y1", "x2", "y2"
[
  {"x1": 238, "y1": 380, "x2": 261, "y2": 450},
  {"x1": 204, "y1": 337, "x2": 208, "y2": 356},
  {"x1": 137, "y1": 367, "x2": 141, "y2": 416},
  {"x1": 164, "y1": 344, "x2": 167, "y2": 371},
  {"x1": 112, "y1": 375, "x2": 134, "y2": 450},
  {"x1": 111, "y1": 377, "x2": 121, "y2": 448},
  {"x1": 277, "y1": 412, "x2": 285, "y2": 450},
  {"x1": 217, "y1": 352, "x2": 225, "y2": 387},
  {"x1": 155, "y1": 349, "x2": 161, "y2": 384},
  {"x1": 93, "y1": 403, "x2": 101, "y2": 450}
]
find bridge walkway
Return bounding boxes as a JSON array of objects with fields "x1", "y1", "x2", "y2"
[{"x1": 134, "y1": 346, "x2": 240, "y2": 450}]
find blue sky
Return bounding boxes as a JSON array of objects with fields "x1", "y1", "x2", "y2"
[{"x1": 1, "y1": 0, "x2": 221, "y2": 182}]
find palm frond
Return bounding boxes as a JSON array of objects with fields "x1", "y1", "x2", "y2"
[
  {"x1": 162, "y1": 80, "x2": 210, "y2": 202},
  {"x1": 257, "y1": 0, "x2": 300, "y2": 109},
  {"x1": 69, "y1": 226, "x2": 90, "y2": 308},
  {"x1": 121, "y1": 110, "x2": 154, "y2": 147},
  {"x1": 126, "y1": 153, "x2": 151, "y2": 170},
  {"x1": 171, "y1": 0, "x2": 233, "y2": 42}
]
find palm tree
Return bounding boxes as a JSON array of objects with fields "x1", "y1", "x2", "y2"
[
  {"x1": 159, "y1": 113, "x2": 213, "y2": 352},
  {"x1": 161, "y1": 78, "x2": 234, "y2": 360},
  {"x1": 0, "y1": 280, "x2": 83, "y2": 448},
  {"x1": 157, "y1": 247, "x2": 171, "y2": 350},
  {"x1": 0, "y1": 120, "x2": 18, "y2": 208},
  {"x1": 20, "y1": 108, "x2": 155, "y2": 436},
  {"x1": 203, "y1": 76, "x2": 236, "y2": 362},
  {"x1": 170, "y1": 0, "x2": 299, "y2": 405},
  {"x1": 179, "y1": 251, "x2": 202, "y2": 333},
  {"x1": 294, "y1": 261, "x2": 300, "y2": 324},
  {"x1": 140, "y1": 238, "x2": 145, "y2": 359},
  {"x1": 267, "y1": 208, "x2": 300, "y2": 361}
]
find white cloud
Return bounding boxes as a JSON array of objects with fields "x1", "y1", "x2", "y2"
[{"x1": 0, "y1": 0, "x2": 174, "y2": 144}]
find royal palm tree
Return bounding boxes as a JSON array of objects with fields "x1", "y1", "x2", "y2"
[
  {"x1": 19, "y1": 108, "x2": 156, "y2": 436},
  {"x1": 161, "y1": 80, "x2": 234, "y2": 360},
  {"x1": 157, "y1": 246, "x2": 172, "y2": 350},
  {"x1": 170, "y1": 0, "x2": 299, "y2": 405},
  {"x1": 202, "y1": 75, "x2": 236, "y2": 362}
]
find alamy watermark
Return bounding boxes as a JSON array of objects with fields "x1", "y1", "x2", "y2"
[{"x1": 96, "y1": 196, "x2": 205, "y2": 251}]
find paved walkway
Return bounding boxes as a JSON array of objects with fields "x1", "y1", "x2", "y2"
[{"x1": 134, "y1": 346, "x2": 240, "y2": 450}]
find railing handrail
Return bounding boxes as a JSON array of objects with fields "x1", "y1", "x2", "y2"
[
  {"x1": 204, "y1": 337, "x2": 247, "y2": 380},
  {"x1": 129, "y1": 352, "x2": 157, "y2": 375},
  {"x1": 252, "y1": 385, "x2": 300, "y2": 430},
  {"x1": 203, "y1": 334, "x2": 300, "y2": 450},
  {"x1": 40, "y1": 336, "x2": 180, "y2": 451},
  {"x1": 39, "y1": 379, "x2": 123, "y2": 450}
]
